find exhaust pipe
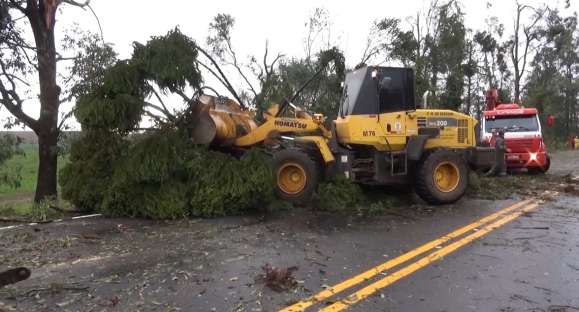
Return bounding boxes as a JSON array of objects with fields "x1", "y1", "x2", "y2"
[{"x1": 422, "y1": 91, "x2": 430, "y2": 109}]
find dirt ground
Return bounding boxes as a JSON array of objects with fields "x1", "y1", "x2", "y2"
[{"x1": 1, "y1": 150, "x2": 578, "y2": 312}]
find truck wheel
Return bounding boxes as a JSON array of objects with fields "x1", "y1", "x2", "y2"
[
  {"x1": 415, "y1": 150, "x2": 469, "y2": 205},
  {"x1": 273, "y1": 149, "x2": 319, "y2": 204}
]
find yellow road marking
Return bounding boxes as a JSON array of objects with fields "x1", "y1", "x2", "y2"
[
  {"x1": 279, "y1": 199, "x2": 533, "y2": 312},
  {"x1": 320, "y1": 201, "x2": 540, "y2": 312}
]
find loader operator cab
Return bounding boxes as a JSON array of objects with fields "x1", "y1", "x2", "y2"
[{"x1": 339, "y1": 66, "x2": 416, "y2": 118}]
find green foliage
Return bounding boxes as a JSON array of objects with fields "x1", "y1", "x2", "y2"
[
  {"x1": 316, "y1": 177, "x2": 399, "y2": 217},
  {"x1": 95, "y1": 129, "x2": 190, "y2": 219},
  {"x1": 59, "y1": 131, "x2": 126, "y2": 212},
  {"x1": 467, "y1": 171, "x2": 533, "y2": 200},
  {"x1": 61, "y1": 28, "x2": 278, "y2": 219},
  {"x1": 365, "y1": 199, "x2": 397, "y2": 217},
  {"x1": 0, "y1": 144, "x2": 70, "y2": 197},
  {"x1": 316, "y1": 176, "x2": 364, "y2": 212},
  {"x1": 186, "y1": 148, "x2": 274, "y2": 217},
  {"x1": 76, "y1": 61, "x2": 147, "y2": 133},
  {"x1": 318, "y1": 47, "x2": 345, "y2": 78},
  {"x1": 526, "y1": 10, "x2": 579, "y2": 140},
  {"x1": 114, "y1": 129, "x2": 187, "y2": 184},
  {"x1": 61, "y1": 128, "x2": 274, "y2": 219},
  {"x1": 0, "y1": 134, "x2": 22, "y2": 188},
  {"x1": 206, "y1": 14, "x2": 235, "y2": 58},
  {"x1": 66, "y1": 28, "x2": 118, "y2": 100},
  {"x1": 101, "y1": 180, "x2": 189, "y2": 219},
  {"x1": 257, "y1": 47, "x2": 346, "y2": 120},
  {"x1": 133, "y1": 28, "x2": 202, "y2": 92},
  {"x1": 0, "y1": 134, "x2": 21, "y2": 166},
  {"x1": 375, "y1": 0, "x2": 467, "y2": 111},
  {"x1": 75, "y1": 28, "x2": 202, "y2": 135}
]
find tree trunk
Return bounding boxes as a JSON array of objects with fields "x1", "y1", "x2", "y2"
[
  {"x1": 33, "y1": 46, "x2": 60, "y2": 202},
  {"x1": 29, "y1": 0, "x2": 61, "y2": 202},
  {"x1": 514, "y1": 79, "x2": 520, "y2": 104},
  {"x1": 466, "y1": 75, "x2": 472, "y2": 115},
  {"x1": 34, "y1": 129, "x2": 58, "y2": 202}
]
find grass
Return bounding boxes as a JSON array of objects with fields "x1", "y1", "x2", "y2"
[
  {"x1": 0, "y1": 144, "x2": 70, "y2": 220},
  {"x1": 0, "y1": 144, "x2": 39, "y2": 196},
  {"x1": 0, "y1": 201, "x2": 33, "y2": 217},
  {"x1": 0, "y1": 144, "x2": 69, "y2": 196}
]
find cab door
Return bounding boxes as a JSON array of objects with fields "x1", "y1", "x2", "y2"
[
  {"x1": 375, "y1": 68, "x2": 415, "y2": 151},
  {"x1": 378, "y1": 112, "x2": 407, "y2": 151}
]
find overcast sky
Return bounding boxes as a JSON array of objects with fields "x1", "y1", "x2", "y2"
[{"x1": 2, "y1": 0, "x2": 577, "y2": 130}]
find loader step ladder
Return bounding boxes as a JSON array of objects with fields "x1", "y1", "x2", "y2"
[
  {"x1": 351, "y1": 158, "x2": 374, "y2": 183},
  {"x1": 390, "y1": 151, "x2": 407, "y2": 176}
]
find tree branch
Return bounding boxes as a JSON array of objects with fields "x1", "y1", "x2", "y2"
[
  {"x1": 148, "y1": 86, "x2": 174, "y2": 121},
  {"x1": 57, "y1": 108, "x2": 76, "y2": 130},
  {"x1": 220, "y1": 36, "x2": 258, "y2": 99},
  {"x1": 197, "y1": 61, "x2": 229, "y2": 92},
  {"x1": 7, "y1": 0, "x2": 28, "y2": 15},
  {"x1": 144, "y1": 102, "x2": 174, "y2": 122},
  {"x1": 263, "y1": 41, "x2": 270, "y2": 77},
  {"x1": 143, "y1": 109, "x2": 168, "y2": 125},
  {"x1": 197, "y1": 46, "x2": 246, "y2": 107},
  {"x1": 0, "y1": 59, "x2": 38, "y2": 131},
  {"x1": 59, "y1": 90, "x2": 76, "y2": 104},
  {"x1": 0, "y1": 82, "x2": 38, "y2": 131},
  {"x1": 61, "y1": 0, "x2": 104, "y2": 41},
  {"x1": 61, "y1": 0, "x2": 90, "y2": 7},
  {"x1": 173, "y1": 89, "x2": 194, "y2": 106}
]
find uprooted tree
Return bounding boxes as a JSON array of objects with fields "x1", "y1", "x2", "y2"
[{"x1": 60, "y1": 29, "x2": 275, "y2": 218}]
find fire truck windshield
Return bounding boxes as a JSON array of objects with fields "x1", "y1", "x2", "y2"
[{"x1": 485, "y1": 115, "x2": 539, "y2": 133}]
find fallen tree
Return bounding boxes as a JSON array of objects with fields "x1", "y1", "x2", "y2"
[{"x1": 60, "y1": 29, "x2": 274, "y2": 218}]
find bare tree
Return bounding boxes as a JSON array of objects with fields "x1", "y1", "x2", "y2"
[
  {"x1": 303, "y1": 8, "x2": 331, "y2": 61},
  {"x1": 205, "y1": 13, "x2": 283, "y2": 110},
  {"x1": 507, "y1": 2, "x2": 548, "y2": 103},
  {"x1": 358, "y1": 18, "x2": 400, "y2": 67}
]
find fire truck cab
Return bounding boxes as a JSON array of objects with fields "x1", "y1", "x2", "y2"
[{"x1": 481, "y1": 90, "x2": 550, "y2": 174}]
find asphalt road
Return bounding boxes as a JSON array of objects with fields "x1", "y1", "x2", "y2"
[{"x1": 1, "y1": 150, "x2": 578, "y2": 312}]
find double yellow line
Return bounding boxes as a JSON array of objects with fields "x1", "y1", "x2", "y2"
[{"x1": 280, "y1": 198, "x2": 543, "y2": 312}]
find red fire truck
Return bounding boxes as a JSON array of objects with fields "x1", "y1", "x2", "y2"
[{"x1": 480, "y1": 89, "x2": 550, "y2": 173}]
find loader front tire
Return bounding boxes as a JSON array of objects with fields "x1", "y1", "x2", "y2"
[
  {"x1": 273, "y1": 149, "x2": 319, "y2": 204},
  {"x1": 415, "y1": 150, "x2": 468, "y2": 205}
]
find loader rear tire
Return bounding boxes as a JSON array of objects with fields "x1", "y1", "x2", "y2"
[
  {"x1": 273, "y1": 149, "x2": 319, "y2": 204},
  {"x1": 415, "y1": 150, "x2": 468, "y2": 205}
]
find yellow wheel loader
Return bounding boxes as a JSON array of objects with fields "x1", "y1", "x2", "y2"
[{"x1": 193, "y1": 66, "x2": 493, "y2": 205}]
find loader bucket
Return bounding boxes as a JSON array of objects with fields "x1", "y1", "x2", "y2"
[
  {"x1": 190, "y1": 110, "x2": 218, "y2": 145},
  {"x1": 190, "y1": 95, "x2": 258, "y2": 146}
]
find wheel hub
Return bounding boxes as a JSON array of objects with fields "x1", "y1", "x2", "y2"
[
  {"x1": 277, "y1": 162, "x2": 307, "y2": 195},
  {"x1": 433, "y1": 161, "x2": 460, "y2": 193}
]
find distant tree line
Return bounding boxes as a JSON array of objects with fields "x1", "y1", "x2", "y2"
[{"x1": 202, "y1": 1, "x2": 578, "y2": 144}]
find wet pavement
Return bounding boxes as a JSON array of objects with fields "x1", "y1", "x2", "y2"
[{"x1": 0, "y1": 150, "x2": 578, "y2": 312}]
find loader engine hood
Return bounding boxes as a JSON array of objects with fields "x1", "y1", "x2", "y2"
[{"x1": 339, "y1": 66, "x2": 416, "y2": 116}]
